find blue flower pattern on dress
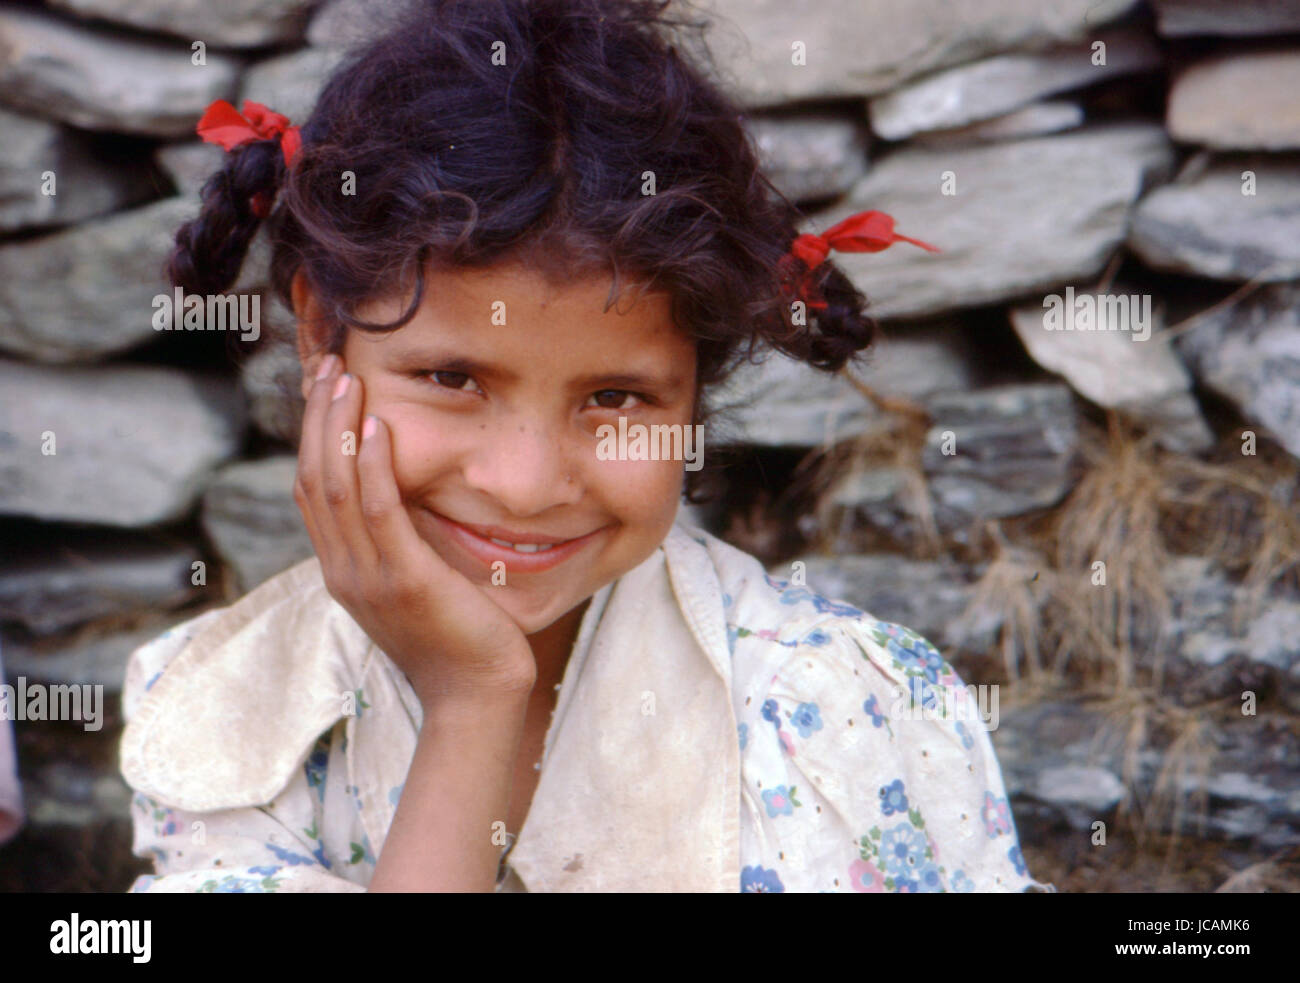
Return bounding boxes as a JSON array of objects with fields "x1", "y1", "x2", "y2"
[
  {"x1": 124, "y1": 525, "x2": 1048, "y2": 894},
  {"x1": 741, "y1": 864, "x2": 785, "y2": 893}
]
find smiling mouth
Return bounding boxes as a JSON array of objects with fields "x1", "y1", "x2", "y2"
[
  {"x1": 426, "y1": 511, "x2": 608, "y2": 571},
  {"x1": 482, "y1": 538, "x2": 558, "y2": 553}
]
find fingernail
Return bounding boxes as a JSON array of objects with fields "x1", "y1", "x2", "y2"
[
  {"x1": 362, "y1": 415, "x2": 377, "y2": 439},
  {"x1": 315, "y1": 354, "x2": 337, "y2": 381},
  {"x1": 332, "y1": 373, "x2": 351, "y2": 400}
]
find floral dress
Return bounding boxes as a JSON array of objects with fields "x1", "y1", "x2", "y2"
[{"x1": 121, "y1": 521, "x2": 1054, "y2": 893}]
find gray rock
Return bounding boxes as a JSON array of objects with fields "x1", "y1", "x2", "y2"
[
  {"x1": 744, "y1": 111, "x2": 869, "y2": 203},
  {"x1": 1009, "y1": 285, "x2": 1214, "y2": 454},
  {"x1": 1129, "y1": 154, "x2": 1300, "y2": 281},
  {"x1": 707, "y1": 324, "x2": 987, "y2": 447},
  {"x1": 1161, "y1": 555, "x2": 1300, "y2": 681},
  {"x1": 911, "y1": 100, "x2": 1085, "y2": 148},
  {"x1": 919, "y1": 382, "x2": 1082, "y2": 526},
  {"x1": 242, "y1": 323, "x2": 304, "y2": 443},
  {"x1": 0, "y1": 197, "x2": 217, "y2": 363},
  {"x1": 0, "y1": 106, "x2": 154, "y2": 234},
  {"x1": 700, "y1": 0, "x2": 1140, "y2": 105},
  {"x1": 308, "y1": 0, "x2": 407, "y2": 49},
  {"x1": 1151, "y1": 0, "x2": 1300, "y2": 36},
  {"x1": 0, "y1": 7, "x2": 240, "y2": 138},
  {"x1": 1173, "y1": 281, "x2": 1300, "y2": 460},
  {"x1": 869, "y1": 28, "x2": 1161, "y2": 141},
  {"x1": 19, "y1": 761, "x2": 134, "y2": 827},
  {"x1": 1030, "y1": 764, "x2": 1127, "y2": 814},
  {"x1": 1, "y1": 617, "x2": 195, "y2": 692},
  {"x1": 998, "y1": 699, "x2": 1300, "y2": 847},
  {"x1": 153, "y1": 140, "x2": 228, "y2": 199},
  {"x1": 240, "y1": 46, "x2": 349, "y2": 128},
  {"x1": 1168, "y1": 50, "x2": 1300, "y2": 151},
  {"x1": 827, "y1": 383, "x2": 1082, "y2": 540},
  {"x1": 200, "y1": 456, "x2": 315, "y2": 593},
  {"x1": 47, "y1": 0, "x2": 318, "y2": 48},
  {"x1": 0, "y1": 536, "x2": 203, "y2": 635},
  {"x1": 0, "y1": 359, "x2": 246, "y2": 527},
  {"x1": 817, "y1": 123, "x2": 1175, "y2": 320}
]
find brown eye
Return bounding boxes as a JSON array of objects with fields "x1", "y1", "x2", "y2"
[
  {"x1": 428, "y1": 371, "x2": 481, "y2": 394},
  {"x1": 589, "y1": 389, "x2": 639, "y2": 410}
]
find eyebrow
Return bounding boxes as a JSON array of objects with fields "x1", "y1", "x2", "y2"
[{"x1": 385, "y1": 349, "x2": 688, "y2": 393}]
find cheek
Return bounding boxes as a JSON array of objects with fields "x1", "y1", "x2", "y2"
[
  {"x1": 375, "y1": 406, "x2": 467, "y2": 492},
  {"x1": 587, "y1": 457, "x2": 685, "y2": 516}
]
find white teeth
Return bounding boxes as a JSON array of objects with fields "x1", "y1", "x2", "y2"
[{"x1": 487, "y1": 537, "x2": 556, "y2": 553}]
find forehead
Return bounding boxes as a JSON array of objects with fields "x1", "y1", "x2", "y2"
[{"x1": 354, "y1": 263, "x2": 696, "y2": 379}]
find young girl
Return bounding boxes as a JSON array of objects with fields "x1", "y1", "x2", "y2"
[{"x1": 120, "y1": 0, "x2": 1054, "y2": 893}]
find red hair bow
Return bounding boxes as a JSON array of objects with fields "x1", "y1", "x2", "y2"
[
  {"x1": 780, "y1": 209, "x2": 940, "y2": 312},
  {"x1": 196, "y1": 98, "x2": 302, "y2": 217}
]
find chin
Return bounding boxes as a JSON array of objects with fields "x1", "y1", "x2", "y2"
[{"x1": 480, "y1": 582, "x2": 567, "y2": 635}]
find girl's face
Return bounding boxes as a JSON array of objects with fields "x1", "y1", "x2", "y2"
[{"x1": 296, "y1": 262, "x2": 698, "y2": 637}]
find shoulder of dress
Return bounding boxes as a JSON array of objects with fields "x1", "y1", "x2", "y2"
[{"x1": 120, "y1": 557, "x2": 373, "y2": 813}]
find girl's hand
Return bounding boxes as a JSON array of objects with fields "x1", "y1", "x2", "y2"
[{"x1": 294, "y1": 354, "x2": 537, "y2": 707}]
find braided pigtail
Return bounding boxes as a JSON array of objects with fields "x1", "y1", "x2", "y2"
[
  {"x1": 770, "y1": 208, "x2": 940, "y2": 372},
  {"x1": 774, "y1": 253, "x2": 880, "y2": 374},
  {"x1": 165, "y1": 137, "x2": 287, "y2": 296}
]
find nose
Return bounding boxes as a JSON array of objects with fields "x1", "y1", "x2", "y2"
[{"x1": 461, "y1": 414, "x2": 584, "y2": 515}]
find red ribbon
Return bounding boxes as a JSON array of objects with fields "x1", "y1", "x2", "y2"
[
  {"x1": 196, "y1": 99, "x2": 302, "y2": 217},
  {"x1": 780, "y1": 209, "x2": 940, "y2": 311}
]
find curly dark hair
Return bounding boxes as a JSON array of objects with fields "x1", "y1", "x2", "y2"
[{"x1": 165, "y1": 0, "x2": 879, "y2": 505}]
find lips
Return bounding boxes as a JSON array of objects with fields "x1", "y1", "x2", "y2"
[{"x1": 431, "y1": 511, "x2": 607, "y2": 574}]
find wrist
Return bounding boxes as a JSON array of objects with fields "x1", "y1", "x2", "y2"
[{"x1": 412, "y1": 661, "x2": 537, "y2": 712}]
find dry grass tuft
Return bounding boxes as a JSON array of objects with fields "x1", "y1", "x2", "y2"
[
  {"x1": 789, "y1": 365, "x2": 940, "y2": 555},
  {"x1": 795, "y1": 379, "x2": 1300, "y2": 881}
]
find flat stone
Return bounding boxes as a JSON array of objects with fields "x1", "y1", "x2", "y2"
[
  {"x1": 0, "y1": 359, "x2": 245, "y2": 527},
  {"x1": 240, "y1": 47, "x2": 349, "y2": 130},
  {"x1": 996, "y1": 699, "x2": 1300, "y2": 844},
  {"x1": 911, "y1": 100, "x2": 1085, "y2": 148},
  {"x1": 869, "y1": 28, "x2": 1161, "y2": 140},
  {"x1": 2, "y1": 617, "x2": 196, "y2": 692},
  {"x1": 153, "y1": 140, "x2": 228, "y2": 199},
  {"x1": 706, "y1": 324, "x2": 986, "y2": 447},
  {"x1": 0, "y1": 7, "x2": 240, "y2": 138},
  {"x1": 1162, "y1": 555, "x2": 1300, "y2": 677},
  {"x1": 700, "y1": 0, "x2": 1140, "y2": 105},
  {"x1": 307, "y1": 0, "x2": 407, "y2": 48},
  {"x1": 1031, "y1": 764, "x2": 1127, "y2": 812},
  {"x1": 200, "y1": 456, "x2": 315, "y2": 593},
  {"x1": 1174, "y1": 282, "x2": 1300, "y2": 460},
  {"x1": 19, "y1": 761, "x2": 134, "y2": 827},
  {"x1": 0, "y1": 534, "x2": 202, "y2": 634},
  {"x1": 920, "y1": 382, "x2": 1081, "y2": 524},
  {"x1": 1151, "y1": 0, "x2": 1300, "y2": 36},
  {"x1": 1129, "y1": 154, "x2": 1300, "y2": 281},
  {"x1": 813, "y1": 123, "x2": 1174, "y2": 319},
  {"x1": 1168, "y1": 49, "x2": 1300, "y2": 150},
  {"x1": 47, "y1": 0, "x2": 317, "y2": 48},
  {"x1": 1009, "y1": 284, "x2": 1214, "y2": 453},
  {"x1": 242, "y1": 321, "x2": 304, "y2": 443},
  {"x1": 0, "y1": 106, "x2": 154, "y2": 233},
  {"x1": 743, "y1": 110, "x2": 869, "y2": 203},
  {"x1": 0, "y1": 197, "x2": 221, "y2": 363},
  {"x1": 827, "y1": 383, "x2": 1083, "y2": 540}
]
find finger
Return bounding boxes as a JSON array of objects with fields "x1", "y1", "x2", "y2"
[
  {"x1": 356, "y1": 414, "x2": 437, "y2": 575},
  {"x1": 317, "y1": 369, "x2": 380, "y2": 573},
  {"x1": 296, "y1": 353, "x2": 344, "y2": 568}
]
